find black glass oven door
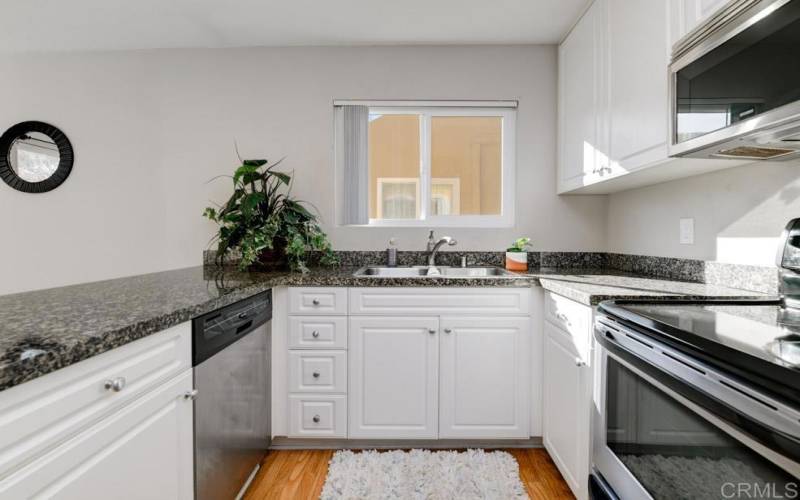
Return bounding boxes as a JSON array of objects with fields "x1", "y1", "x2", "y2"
[{"x1": 605, "y1": 356, "x2": 798, "y2": 499}]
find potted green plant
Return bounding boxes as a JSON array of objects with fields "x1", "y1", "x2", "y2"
[
  {"x1": 505, "y1": 237, "x2": 532, "y2": 271},
  {"x1": 203, "y1": 157, "x2": 337, "y2": 272}
]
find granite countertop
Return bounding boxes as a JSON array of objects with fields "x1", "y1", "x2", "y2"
[
  {"x1": 532, "y1": 269, "x2": 770, "y2": 306},
  {"x1": 0, "y1": 264, "x2": 770, "y2": 392}
]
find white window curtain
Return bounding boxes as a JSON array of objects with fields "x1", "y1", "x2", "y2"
[{"x1": 340, "y1": 105, "x2": 369, "y2": 225}]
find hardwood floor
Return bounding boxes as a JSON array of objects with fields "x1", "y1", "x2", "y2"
[{"x1": 244, "y1": 448, "x2": 575, "y2": 500}]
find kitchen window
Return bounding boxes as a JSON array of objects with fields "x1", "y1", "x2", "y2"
[{"x1": 335, "y1": 101, "x2": 516, "y2": 227}]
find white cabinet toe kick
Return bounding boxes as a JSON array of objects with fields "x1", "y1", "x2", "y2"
[{"x1": 275, "y1": 286, "x2": 542, "y2": 443}]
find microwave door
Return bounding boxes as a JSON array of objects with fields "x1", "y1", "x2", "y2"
[{"x1": 669, "y1": 0, "x2": 800, "y2": 159}]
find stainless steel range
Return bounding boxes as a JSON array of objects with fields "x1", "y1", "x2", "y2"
[{"x1": 590, "y1": 219, "x2": 800, "y2": 499}]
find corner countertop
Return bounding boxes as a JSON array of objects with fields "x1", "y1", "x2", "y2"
[
  {"x1": 0, "y1": 265, "x2": 770, "y2": 392},
  {"x1": 531, "y1": 269, "x2": 770, "y2": 306}
]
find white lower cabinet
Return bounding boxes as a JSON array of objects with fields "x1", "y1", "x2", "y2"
[
  {"x1": 543, "y1": 324, "x2": 590, "y2": 498},
  {"x1": 542, "y1": 293, "x2": 593, "y2": 500},
  {"x1": 348, "y1": 316, "x2": 439, "y2": 439},
  {"x1": 285, "y1": 287, "x2": 534, "y2": 441},
  {"x1": 439, "y1": 316, "x2": 530, "y2": 439},
  {"x1": 289, "y1": 394, "x2": 347, "y2": 438},
  {"x1": 348, "y1": 313, "x2": 531, "y2": 440},
  {"x1": 0, "y1": 369, "x2": 194, "y2": 500}
]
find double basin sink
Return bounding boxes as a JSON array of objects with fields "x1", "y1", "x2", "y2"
[{"x1": 353, "y1": 265, "x2": 516, "y2": 278}]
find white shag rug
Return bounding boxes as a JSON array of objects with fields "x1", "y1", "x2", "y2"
[{"x1": 320, "y1": 449, "x2": 529, "y2": 500}]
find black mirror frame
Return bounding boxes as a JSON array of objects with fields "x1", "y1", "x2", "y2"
[{"x1": 0, "y1": 121, "x2": 74, "y2": 193}]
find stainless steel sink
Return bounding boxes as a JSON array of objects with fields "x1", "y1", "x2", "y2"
[
  {"x1": 353, "y1": 266, "x2": 515, "y2": 278},
  {"x1": 354, "y1": 267, "x2": 428, "y2": 277},
  {"x1": 439, "y1": 267, "x2": 514, "y2": 277}
]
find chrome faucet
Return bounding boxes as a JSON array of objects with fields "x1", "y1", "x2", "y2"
[{"x1": 426, "y1": 231, "x2": 457, "y2": 267}]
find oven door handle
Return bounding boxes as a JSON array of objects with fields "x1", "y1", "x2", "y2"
[{"x1": 595, "y1": 320, "x2": 800, "y2": 445}]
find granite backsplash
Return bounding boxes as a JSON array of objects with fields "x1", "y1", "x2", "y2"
[{"x1": 204, "y1": 249, "x2": 779, "y2": 295}]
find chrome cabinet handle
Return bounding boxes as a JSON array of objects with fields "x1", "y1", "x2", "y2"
[
  {"x1": 575, "y1": 357, "x2": 585, "y2": 367},
  {"x1": 428, "y1": 328, "x2": 436, "y2": 334},
  {"x1": 183, "y1": 389, "x2": 199, "y2": 400},
  {"x1": 444, "y1": 328, "x2": 452, "y2": 334},
  {"x1": 312, "y1": 415, "x2": 321, "y2": 423},
  {"x1": 103, "y1": 377, "x2": 126, "y2": 392},
  {"x1": 312, "y1": 299, "x2": 320, "y2": 306},
  {"x1": 312, "y1": 371, "x2": 320, "y2": 379},
  {"x1": 311, "y1": 330, "x2": 320, "y2": 338}
]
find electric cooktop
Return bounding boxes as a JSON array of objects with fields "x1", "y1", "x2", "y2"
[{"x1": 598, "y1": 299, "x2": 800, "y2": 406}]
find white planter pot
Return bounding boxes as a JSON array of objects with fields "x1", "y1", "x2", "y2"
[{"x1": 505, "y1": 251, "x2": 528, "y2": 271}]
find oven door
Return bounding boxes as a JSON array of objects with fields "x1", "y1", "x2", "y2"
[{"x1": 592, "y1": 319, "x2": 800, "y2": 500}]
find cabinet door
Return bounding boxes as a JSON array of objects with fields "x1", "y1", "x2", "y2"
[
  {"x1": 607, "y1": 0, "x2": 669, "y2": 171},
  {"x1": 543, "y1": 323, "x2": 590, "y2": 500},
  {"x1": 439, "y1": 316, "x2": 530, "y2": 439},
  {"x1": 348, "y1": 317, "x2": 439, "y2": 439},
  {"x1": 675, "y1": 0, "x2": 729, "y2": 40},
  {"x1": 558, "y1": 0, "x2": 604, "y2": 192},
  {"x1": 0, "y1": 370, "x2": 194, "y2": 500}
]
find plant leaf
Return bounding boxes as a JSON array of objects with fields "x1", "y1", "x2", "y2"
[{"x1": 233, "y1": 164, "x2": 259, "y2": 185}]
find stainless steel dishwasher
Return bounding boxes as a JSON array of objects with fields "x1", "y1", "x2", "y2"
[{"x1": 192, "y1": 290, "x2": 271, "y2": 500}]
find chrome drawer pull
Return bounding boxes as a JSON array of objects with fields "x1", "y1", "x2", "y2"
[
  {"x1": 312, "y1": 299, "x2": 320, "y2": 306},
  {"x1": 183, "y1": 389, "x2": 199, "y2": 400},
  {"x1": 444, "y1": 328, "x2": 452, "y2": 334},
  {"x1": 428, "y1": 328, "x2": 436, "y2": 334},
  {"x1": 575, "y1": 357, "x2": 585, "y2": 367},
  {"x1": 312, "y1": 415, "x2": 321, "y2": 423},
  {"x1": 312, "y1": 330, "x2": 320, "y2": 338},
  {"x1": 103, "y1": 377, "x2": 126, "y2": 392},
  {"x1": 312, "y1": 371, "x2": 321, "y2": 379}
]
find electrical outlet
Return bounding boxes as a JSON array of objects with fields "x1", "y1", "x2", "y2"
[{"x1": 680, "y1": 218, "x2": 694, "y2": 245}]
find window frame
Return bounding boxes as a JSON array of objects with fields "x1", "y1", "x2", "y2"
[{"x1": 337, "y1": 101, "x2": 516, "y2": 228}]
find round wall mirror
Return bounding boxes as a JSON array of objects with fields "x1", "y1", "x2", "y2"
[{"x1": 0, "y1": 121, "x2": 73, "y2": 193}]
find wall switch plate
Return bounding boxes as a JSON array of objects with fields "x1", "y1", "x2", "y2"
[{"x1": 680, "y1": 218, "x2": 694, "y2": 245}]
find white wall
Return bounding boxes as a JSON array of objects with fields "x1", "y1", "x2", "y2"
[
  {"x1": 607, "y1": 161, "x2": 800, "y2": 266},
  {"x1": 0, "y1": 45, "x2": 607, "y2": 295}
]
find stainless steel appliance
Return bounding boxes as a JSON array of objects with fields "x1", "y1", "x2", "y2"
[
  {"x1": 669, "y1": 0, "x2": 800, "y2": 160},
  {"x1": 590, "y1": 219, "x2": 800, "y2": 498},
  {"x1": 192, "y1": 291, "x2": 271, "y2": 500}
]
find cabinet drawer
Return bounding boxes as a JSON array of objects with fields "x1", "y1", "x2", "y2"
[
  {"x1": 349, "y1": 288, "x2": 531, "y2": 315},
  {"x1": 0, "y1": 322, "x2": 191, "y2": 479},
  {"x1": 288, "y1": 351, "x2": 347, "y2": 393},
  {"x1": 288, "y1": 395, "x2": 347, "y2": 438},
  {"x1": 289, "y1": 288, "x2": 348, "y2": 315},
  {"x1": 288, "y1": 316, "x2": 347, "y2": 349},
  {"x1": 544, "y1": 291, "x2": 592, "y2": 360}
]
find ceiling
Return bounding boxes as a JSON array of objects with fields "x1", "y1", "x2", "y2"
[{"x1": 2, "y1": 0, "x2": 590, "y2": 53}]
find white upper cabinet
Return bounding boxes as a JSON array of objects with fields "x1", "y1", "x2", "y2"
[
  {"x1": 558, "y1": 0, "x2": 745, "y2": 194},
  {"x1": 671, "y1": 0, "x2": 730, "y2": 45},
  {"x1": 607, "y1": 0, "x2": 669, "y2": 171},
  {"x1": 558, "y1": 0, "x2": 606, "y2": 193}
]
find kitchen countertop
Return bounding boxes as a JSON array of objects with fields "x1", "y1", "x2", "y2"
[
  {"x1": 532, "y1": 270, "x2": 769, "y2": 306},
  {"x1": 0, "y1": 265, "x2": 770, "y2": 392}
]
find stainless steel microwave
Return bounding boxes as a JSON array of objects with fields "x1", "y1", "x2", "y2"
[{"x1": 669, "y1": 0, "x2": 800, "y2": 161}]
